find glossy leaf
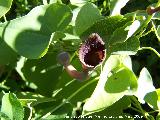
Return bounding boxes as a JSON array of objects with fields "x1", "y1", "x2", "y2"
[
  {"x1": 0, "y1": 0, "x2": 13, "y2": 18},
  {"x1": 1, "y1": 93, "x2": 24, "y2": 120},
  {"x1": 75, "y1": 3, "x2": 103, "y2": 36},
  {"x1": 0, "y1": 3, "x2": 72, "y2": 59}
]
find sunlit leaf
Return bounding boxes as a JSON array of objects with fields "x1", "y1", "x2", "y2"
[
  {"x1": 110, "y1": 0, "x2": 130, "y2": 16},
  {"x1": 0, "y1": 0, "x2": 13, "y2": 18},
  {"x1": 136, "y1": 68, "x2": 155, "y2": 103},
  {"x1": 70, "y1": 0, "x2": 88, "y2": 7},
  {"x1": 83, "y1": 55, "x2": 137, "y2": 115},
  {"x1": 1, "y1": 93, "x2": 24, "y2": 120}
]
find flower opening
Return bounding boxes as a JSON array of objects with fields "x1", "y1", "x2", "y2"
[{"x1": 79, "y1": 33, "x2": 106, "y2": 69}]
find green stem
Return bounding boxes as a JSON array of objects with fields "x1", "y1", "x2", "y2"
[
  {"x1": 139, "y1": 47, "x2": 160, "y2": 58},
  {"x1": 129, "y1": 107, "x2": 145, "y2": 117},
  {"x1": 134, "y1": 0, "x2": 160, "y2": 37},
  {"x1": 148, "y1": 110, "x2": 160, "y2": 114},
  {"x1": 138, "y1": 27, "x2": 153, "y2": 38},
  {"x1": 41, "y1": 78, "x2": 98, "y2": 118},
  {"x1": 3, "y1": 15, "x2": 7, "y2": 22},
  {"x1": 151, "y1": 21, "x2": 160, "y2": 42}
]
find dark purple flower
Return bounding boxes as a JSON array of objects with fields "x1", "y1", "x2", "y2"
[{"x1": 79, "y1": 33, "x2": 106, "y2": 69}]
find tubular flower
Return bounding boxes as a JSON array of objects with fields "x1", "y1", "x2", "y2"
[{"x1": 79, "y1": 33, "x2": 106, "y2": 70}]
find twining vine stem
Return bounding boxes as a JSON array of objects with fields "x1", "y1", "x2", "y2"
[
  {"x1": 134, "y1": 0, "x2": 160, "y2": 36},
  {"x1": 139, "y1": 47, "x2": 160, "y2": 58}
]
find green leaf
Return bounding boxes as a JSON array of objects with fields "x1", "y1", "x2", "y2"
[
  {"x1": 83, "y1": 55, "x2": 137, "y2": 115},
  {"x1": 70, "y1": 0, "x2": 88, "y2": 7},
  {"x1": 33, "y1": 99, "x2": 73, "y2": 119},
  {"x1": 86, "y1": 96, "x2": 132, "y2": 119},
  {"x1": 105, "y1": 64, "x2": 137, "y2": 93},
  {"x1": 53, "y1": 56, "x2": 98, "y2": 105},
  {"x1": 75, "y1": 2, "x2": 103, "y2": 36},
  {"x1": 0, "y1": 39, "x2": 17, "y2": 65},
  {"x1": 154, "y1": 25, "x2": 160, "y2": 41},
  {"x1": 110, "y1": 0, "x2": 130, "y2": 16},
  {"x1": 0, "y1": 3, "x2": 72, "y2": 59},
  {"x1": 108, "y1": 20, "x2": 140, "y2": 45},
  {"x1": 0, "y1": 0, "x2": 13, "y2": 18},
  {"x1": 16, "y1": 52, "x2": 63, "y2": 97},
  {"x1": 51, "y1": 32, "x2": 81, "y2": 51},
  {"x1": 80, "y1": 15, "x2": 132, "y2": 46},
  {"x1": 109, "y1": 36, "x2": 140, "y2": 55},
  {"x1": 0, "y1": 112, "x2": 10, "y2": 120},
  {"x1": 144, "y1": 89, "x2": 160, "y2": 110},
  {"x1": 136, "y1": 68, "x2": 155, "y2": 103},
  {"x1": 1, "y1": 93, "x2": 24, "y2": 120}
]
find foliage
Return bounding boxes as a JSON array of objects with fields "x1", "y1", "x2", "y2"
[{"x1": 0, "y1": 0, "x2": 160, "y2": 119}]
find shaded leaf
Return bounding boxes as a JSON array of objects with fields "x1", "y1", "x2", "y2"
[
  {"x1": 33, "y1": 99, "x2": 73, "y2": 119},
  {"x1": 86, "y1": 96, "x2": 132, "y2": 120},
  {"x1": 16, "y1": 52, "x2": 63, "y2": 97},
  {"x1": 0, "y1": 39, "x2": 17, "y2": 65},
  {"x1": 0, "y1": 3, "x2": 72, "y2": 59},
  {"x1": 0, "y1": 112, "x2": 10, "y2": 120}
]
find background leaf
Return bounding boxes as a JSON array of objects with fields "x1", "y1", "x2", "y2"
[
  {"x1": 110, "y1": 0, "x2": 130, "y2": 16},
  {"x1": 0, "y1": 0, "x2": 13, "y2": 18},
  {"x1": 16, "y1": 52, "x2": 63, "y2": 97}
]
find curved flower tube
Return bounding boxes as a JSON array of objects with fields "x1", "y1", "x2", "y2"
[{"x1": 57, "y1": 33, "x2": 106, "y2": 81}]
